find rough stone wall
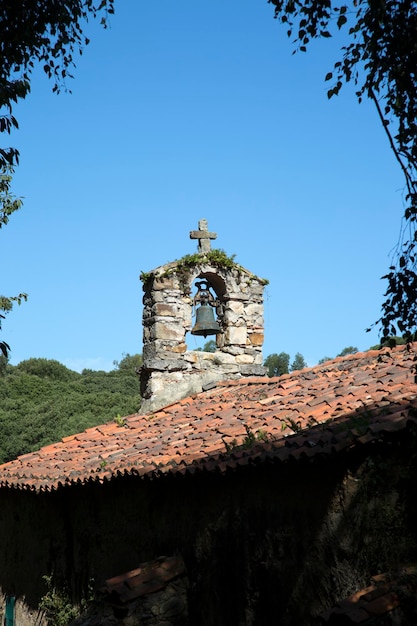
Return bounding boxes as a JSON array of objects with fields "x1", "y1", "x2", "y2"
[
  {"x1": 140, "y1": 261, "x2": 267, "y2": 412},
  {"x1": 70, "y1": 576, "x2": 189, "y2": 626},
  {"x1": 1, "y1": 431, "x2": 416, "y2": 626}
]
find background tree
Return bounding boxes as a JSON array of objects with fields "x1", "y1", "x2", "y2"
[
  {"x1": 264, "y1": 352, "x2": 290, "y2": 377},
  {"x1": 318, "y1": 356, "x2": 332, "y2": 365},
  {"x1": 290, "y1": 352, "x2": 307, "y2": 371},
  {"x1": 1, "y1": 0, "x2": 114, "y2": 353},
  {"x1": 0, "y1": 356, "x2": 140, "y2": 463},
  {"x1": 337, "y1": 346, "x2": 358, "y2": 357},
  {"x1": 269, "y1": 0, "x2": 417, "y2": 339},
  {"x1": 318, "y1": 346, "x2": 359, "y2": 363},
  {"x1": 369, "y1": 336, "x2": 406, "y2": 350},
  {"x1": 113, "y1": 352, "x2": 143, "y2": 372},
  {"x1": 195, "y1": 340, "x2": 217, "y2": 353}
]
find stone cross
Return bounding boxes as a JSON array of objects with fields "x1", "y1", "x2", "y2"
[{"x1": 189, "y1": 219, "x2": 217, "y2": 253}]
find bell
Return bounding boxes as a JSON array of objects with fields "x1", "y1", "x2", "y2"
[{"x1": 191, "y1": 302, "x2": 221, "y2": 337}]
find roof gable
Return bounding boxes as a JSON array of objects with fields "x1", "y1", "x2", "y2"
[{"x1": 0, "y1": 345, "x2": 416, "y2": 492}]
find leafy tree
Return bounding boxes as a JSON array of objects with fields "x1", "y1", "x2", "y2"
[
  {"x1": 269, "y1": 0, "x2": 417, "y2": 338},
  {"x1": 16, "y1": 358, "x2": 78, "y2": 381},
  {"x1": 290, "y1": 352, "x2": 307, "y2": 371},
  {"x1": 337, "y1": 346, "x2": 358, "y2": 357},
  {"x1": 1, "y1": 0, "x2": 114, "y2": 353},
  {"x1": 0, "y1": 292, "x2": 27, "y2": 358},
  {"x1": 113, "y1": 353, "x2": 143, "y2": 372},
  {"x1": 0, "y1": 164, "x2": 23, "y2": 228},
  {"x1": 203, "y1": 339, "x2": 217, "y2": 353},
  {"x1": 369, "y1": 336, "x2": 406, "y2": 350},
  {"x1": 318, "y1": 356, "x2": 332, "y2": 365},
  {"x1": 318, "y1": 346, "x2": 359, "y2": 364},
  {"x1": 0, "y1": 354, "x2": 8, "y2": 377},
  {"x1": 0, "y1": 357, "x2": 141, "y2": 463},
  {"x1": 195, "y1": 340, "x2": 217, "y2": 353},
  {"x1": 264, "y1": 352, "x2": 290, "y2": 377}
]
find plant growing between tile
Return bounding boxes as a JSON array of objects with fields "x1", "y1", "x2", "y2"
[
  {"x1": 114, "y1": 413, "x2": 126, "y2": 427},
  {"x1": 223, "y1": 425, "x2": 271, "y2": 454}
]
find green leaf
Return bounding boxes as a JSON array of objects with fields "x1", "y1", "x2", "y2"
[{"x1": 337, "y1": 15, "x2": 347, "y2": 28}]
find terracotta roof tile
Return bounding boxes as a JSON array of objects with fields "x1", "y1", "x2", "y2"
[
  {"x1": 321, "y1": 566, "x2": 417, "y2": 623},
  {"x1": 0, "y1": 345, "x2": 417, "y2": 492}
]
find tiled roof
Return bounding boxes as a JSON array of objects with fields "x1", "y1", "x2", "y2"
[
  {"x1": 0, "y1": 344, "x2": 416, "y2": 492},
  {"x1": 101, "y1": 555, "x2": 186, "y2": 605},
  {"x1": 320, "y1": 565, "x2": 417, "y2": 623}
]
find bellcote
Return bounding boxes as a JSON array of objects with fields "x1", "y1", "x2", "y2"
[{"x1": 139, "y1": 219, "x2": 268, "y2": 412}]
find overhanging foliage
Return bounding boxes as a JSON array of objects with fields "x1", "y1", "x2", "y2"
[{"x1": 269, "y1": 0, "x2": 417, "y2": 338}]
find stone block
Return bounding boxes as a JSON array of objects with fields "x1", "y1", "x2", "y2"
[
  {"x1": 236, "y1": 354, "x2": 254, "y2": 364},
  {"x1": 153, "y1": 303, "x2": 179, "y2": 316},
  {"x1": 226, "y1": 300, "x2": 244, "y2": 315},
  {"x1": 222, "y1": 345, "x2": 244, "y2": 356},
  {"x1": 224, "y1": 311, "x2": 244, "y2": 325},
  {"x1": 171, "y1": 343, "x2": 187, "y2": 353},
  {"x1": 240, "y1": 364, "x2": 268, "y2": 376},
  {"x1": 153, "y1": 276, "x2": 179, "y2": 290},
  {"x1": 201, "y1": 351, "x2": 235, "y2": 364},
  {"x1": 152, "y1": 322, "x2": 185, "y2": 341},
  {"x1": 227, "y1": 292, "x2": 250, "y2": 302},
  {"x1": 218, "y1": 363, "x2": 241, "y2": 373},
  {"x1": 249, "y1": 332, "x2": 264, "y2": 346},
  {"x1": 251, "y1": 285, "x2": 265, "y2": 295},
  {"x1": 245, "y1": 303, "x2": 263, "y2": 317},
  {"x1": 144, "y1": 358, "x2": 189, "y2": 372},
  {"x1": 143, "y1": 343, "x2": 157, "y2": 361},
  {"x1": 184, "y1": 352, "x2": 199, "y2": 364},
  {"x1": 226, "y1": 326, "x2": 247, "y2": 345}
]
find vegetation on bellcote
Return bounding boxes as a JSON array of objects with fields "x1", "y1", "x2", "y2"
[{"x1": 140, "y1": 248, "x2": 269, "y2": 293}]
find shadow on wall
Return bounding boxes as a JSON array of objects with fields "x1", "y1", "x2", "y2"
[{"x1": 0, "y1": 401, "x2": 417, "y2": 625}]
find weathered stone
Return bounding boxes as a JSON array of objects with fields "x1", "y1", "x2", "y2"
[
  {"x1": 227, "y1": 292, "x2": 250, "y2": 302},
  {"x1": 151, "y1": 323, "x2": 184, "y2": 342},
  {"x1": 249, "y1": 332, "x2": 264, "y2": 346},
  {"x1": 240, "y1": 364, "x2": 268, "y2": 376},
  {"x1": 171, "y1": 343, "x2": 187, "y2": 354},
  {"x1": 226, "y1": 326, "x2": 247, "y2": 345},
  {"x1": 226, "y1": 301, "x2": 244, "y2": 315},
  {"x1": 245, "y1": 303, "x2": 263, "y2": 317},
  {"x1": 235, "y1": 354, "x2": 254, "y2": 364},
  {"x1": 184, "y1": 352, "x2": 199, "y2": 364},
  {"x1": 140, "y1": 247, "x2": 267, "y2": 409},
  {"x1": 224, "y1": 310, "x2": 244, "y2": 325},
  {"x1": 152, "y1": 276, "x2": 179, "y2": 290},
  {"x1": 153, "y1": 303, "x2": 179, "y2": 316},
  {"x1": 197, "y1": 351, "x2": 235, "y2": 364},
  {"x1": 254, "y1": 353, "x2": 264, "y2": 365},
  {"x1": 222, "y1": 345, "x2": 245, "y2": 356},
  {"x1": 146, "y1": 359, "x2": 189, "y2": 372}
]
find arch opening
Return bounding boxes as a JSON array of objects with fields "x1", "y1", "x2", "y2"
[{"x1": 186, "y1": 273, "x2": 226, "y2": 351}]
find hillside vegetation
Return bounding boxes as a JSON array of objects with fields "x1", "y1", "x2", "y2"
[{"x1": 0, "y1": 355, "x2": 141, "y2": 464}]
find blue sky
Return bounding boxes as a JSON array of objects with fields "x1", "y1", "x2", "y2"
[{"x1": 2, "y1": 0, "x2": 405, "y2": 371}]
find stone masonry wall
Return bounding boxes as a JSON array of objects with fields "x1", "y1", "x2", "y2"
[{"x1": 140, "y1": 260, "x2": 267, "y2": 412}]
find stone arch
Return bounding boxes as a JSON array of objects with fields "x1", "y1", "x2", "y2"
[
  {"x1": 140, "y1": 256, "x2": 267, "y2": 412},
  {"x1": 187, "y1": 269, "x2": 227, "y2": 351}
]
